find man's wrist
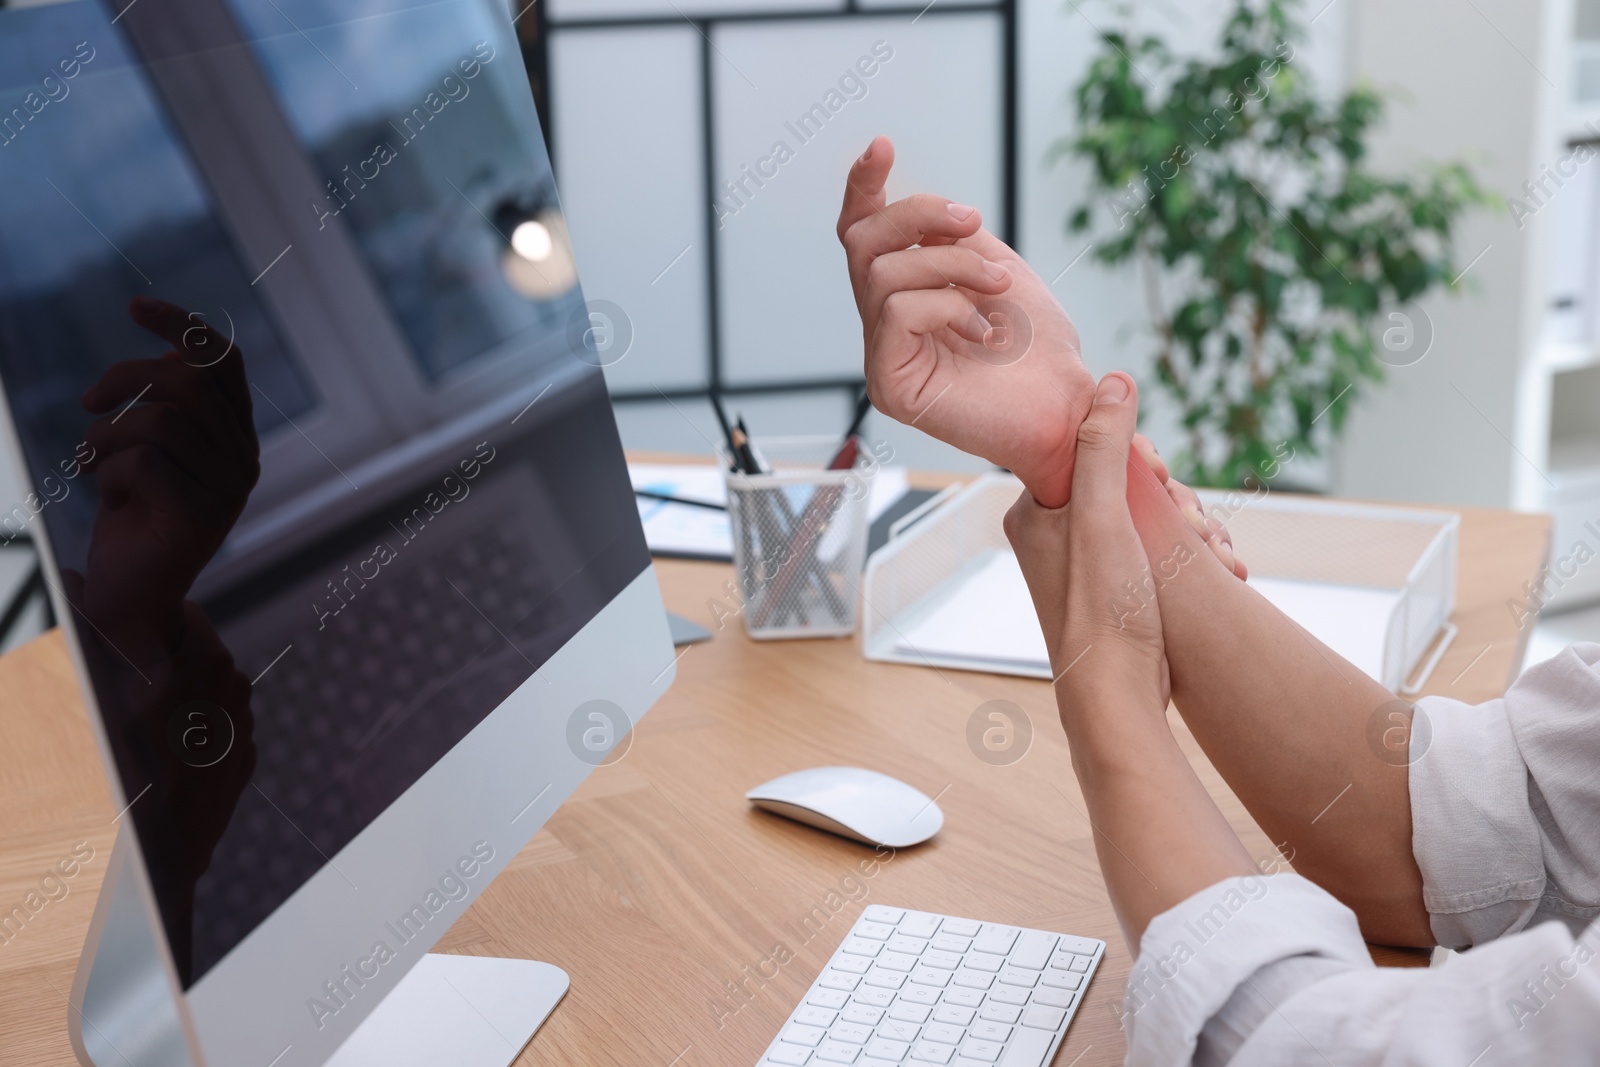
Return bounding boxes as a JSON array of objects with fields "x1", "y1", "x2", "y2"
[{"x1": 1057, "y1": 679, "x2": 1170, "y2": 761}]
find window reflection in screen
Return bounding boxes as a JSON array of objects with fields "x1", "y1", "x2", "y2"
[
  {"x1": 224, "y1": 0, "x2": 582, "y2": 380},
  {"x1": 0, "y1": 1, "x2": 313, "y2": 570}
]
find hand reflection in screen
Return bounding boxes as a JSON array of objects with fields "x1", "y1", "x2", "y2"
[{"x1": 66, "y1": 296, "x2": 262, "y2": 982}]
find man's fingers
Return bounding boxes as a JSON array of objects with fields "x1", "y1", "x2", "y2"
[
  {"x1": 874, "y1": 289, "x2": 989, "y2": 355},
  {"x1": 1071, "y1": 372, "x2": 1137, "y2": 514},
  {"x1": 842, "y1": 194, "x2": 985, "y2": 290},
  {"x1": 126, "y1": 297, "x2": 254, "y2": 433},
  {"x1": 1133, "y1": 433, "x2": 1169, "y2": 484},
  {"x1": 838, "y1": 135, "x2": 894, "y2": 243},
  {"x1": 863, "y1": 246, "x2": 1011, "y2": 313}
]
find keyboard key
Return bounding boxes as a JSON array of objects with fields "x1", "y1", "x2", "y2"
[
  {"x1": 832, "y1": 1023, "x2": 874, "y2": 1044},
  {"x1": 909, "y1": 1040, "x2": 957, "y2": 1064},
  {"x1": 1047, "y1": 951, "x2": 1085, "y2": 971},
  {"x1": 1056, "y1": 935, "x2": 1101, "y2": 956},
  {"x1": 941, "y1": 919, "x2": 981, "y2": 937},
  {"x1": 1021, "y1": 1005, "x2": 1066, "y2": 1031},
  {"x1": 888, "y1": 935, "x2": 929, "y2": 955},
  {"x1": 1030, "y1": 988, "x2": 1076, "y2": 1010},
  {"x1": 899, "y1": 984, "x2": 942, "y2": 1006},
  {"x1": 969, "y1": 1022, "x2": 1011, "y2": 1042},
  {"x1": 856, "y1": 922, "x2": 896, "y2": 941},
  {"x1": 997, "y1": 968, "x2": 1038, "y2": 988},
  {"x1": 933, "y1": 1003, "x2": 975, "y2": 1026},
  {"x1": 865, "y1": 1037, "x2": 910, "y2": 1062},
  {"x1": 972, "y1": 926, "x2": 1019, "y2": 956},
  {"x1": 765, "y1": 1044, "x2": 812, "y2": 1065},
  {"x1": 909, "y1": 966, "x2": 951, "y2": 988},
  {"x1": 899, "y1": 912, "x2": 944, "y2": 939},
  {"x1": 921, "y1": 950, "x2": 962, "y2": 970},
  {"x1": 820, "y1": 972, "x2": 862, "y2": 992},
  {"x1": 783, "y1": 1024, "x2": 827, "y2": 1047},
  {"x1": 923, "y1": 1023, "x2": 965, "y2": 1044},
  {"x1": 855, "y1": 987, "x2": 896, "y2": 1008},
  {"x1": 1066, "y1": 956, "x2": 1090, "y2": 973},
  {"x1": 932, "y1": 935, "x2": 972, "y2": 954},
  {"x1": 987, "y1": 986, "x2": 1030, "y2": 1006},
  {"x1": 992, "y1": 1027, "x2": 1055, "y2": 1067},
  {"x1": 952, "y1": 970, "x2": 994, "y2": 990},
  {"x1": 888, "y1": 1002, "x2": 932, "y2": 1024},
  {"x1": 816, "y1": 1040, "x2": 861, "y2": 1063},
  {"x1": 958, "y1": 1038, "x2": 1003, "y2": 1063},
  {"x1": 864, "y1": 969, "x2": 906, "y2": 990},
  {"x1": 942, "y1": 987, "x2": 985, "y2": 1008},
  {"x1": 796, "y1": 1006, "x2": 839, "y2": 1027},
  {"x1": 1039, "y1": 971, "x2": 1082, "y2": 991},
  {"x1": 1006, "y1": 932, "x2": 1058, "y2": 971},
  {"x1": 877, "y1": 1019, "x2": 921, "y2": 1043},
  {"x1": 843, "y1": 1003, "x2": 885, "y2": 1026},
  {"x1": 809, "y1": 989, "x2": 850, "y2": 1010},
  {"x1": 877, "y1": 952, "x2": 919, "y2": 972},
  {"x1": 864, "y1": 906, "x2": 906, "y2": 925},
  {"x1": 978, "y1": 1003, "x2": 1021, "y2": 1024},
  {"x1": 963, "y1": 952, "x2": 1004, "y2": 973},
  {"x1": 845, "y1": 938, "x2": 885, "y2": 957},
  {"x1": 834, "y1": 955, "x2": 873, "y2": 975}
]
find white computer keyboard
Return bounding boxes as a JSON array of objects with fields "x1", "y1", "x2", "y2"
[{"x1": 756, "y1": 906, "x2": 1104, "y2": 1067}]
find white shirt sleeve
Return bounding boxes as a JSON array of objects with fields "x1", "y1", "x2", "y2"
[
  {"x1": 1126, "y1": 875, "x2": 1600, "y2": 1066},
  {"x1": 1123, "y1": 643, "x2": 1600, "y2": 1064},
  {"x1": 1409, "y1": 642, "x2": 1600, "y2": 947}
]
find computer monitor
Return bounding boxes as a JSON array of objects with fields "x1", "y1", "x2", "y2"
[{"x1": 0, "y1": 0, "x2": 675, "y2": 1063}]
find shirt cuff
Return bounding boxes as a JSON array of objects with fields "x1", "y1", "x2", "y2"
[
  {"x1": 1124, "y1": 874, "x2": 1372, "y2": 1067},
  {"x1": 1410, "y1": 688, "x2": 1549, "y2": 947}
]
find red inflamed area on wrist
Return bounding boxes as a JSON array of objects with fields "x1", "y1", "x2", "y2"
[{"x1": 1124, "y1": 450, "x2": 1195, "y2": 545}]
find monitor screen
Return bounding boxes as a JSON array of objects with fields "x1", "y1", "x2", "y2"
[{"x1": 0, "y1": 0, "x2": 646, "y2": 985}]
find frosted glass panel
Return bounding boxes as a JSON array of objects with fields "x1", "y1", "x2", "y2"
[
  {"x1": 550, "y1": 0, "x2": 841, "y2": 24},
  {"x1": 551, "y1": 27, "x2": 710, "y2": 392},
  {"x1": 711, "y1": 15, "x2": 1003, "y2": 386}
]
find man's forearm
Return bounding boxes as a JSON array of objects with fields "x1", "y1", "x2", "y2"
[
  {"x1": 1123, "y1": 457, "x2": 1434, "y2": 946},
  {"x1": 1063, "y1": 684, "x2": 1258, "y2": 949}
]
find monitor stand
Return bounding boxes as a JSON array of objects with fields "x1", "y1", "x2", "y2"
[{"x1": 71, "y1": 828, "x2": 569, "y2": 1067}]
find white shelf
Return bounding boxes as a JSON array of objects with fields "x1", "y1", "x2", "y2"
[{"x1": 1537, "y1": 338, "x2": 1600, "y2": 372}]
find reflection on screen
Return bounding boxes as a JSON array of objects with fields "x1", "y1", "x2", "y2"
[
  {"x1": 0, "y1": 0, "x2": 647, "y2": 987},
  {"x1": 0, "y1": 2, "x2": 312, "y2": 566},
  {"x1": 226, "y1": 0, "x2": 581, "y2": 379}
]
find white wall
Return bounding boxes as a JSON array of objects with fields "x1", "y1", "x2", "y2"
[{"x1": 1335, "y1": 0, "x2": 1553, "y2": 507}]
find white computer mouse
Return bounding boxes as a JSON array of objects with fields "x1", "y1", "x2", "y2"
[{"x1": 745, "y1": 766, "x2": 944, "y2": 848}]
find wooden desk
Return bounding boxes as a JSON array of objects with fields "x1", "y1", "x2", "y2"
[{"x1": 0, "y1": 490, "x2": 1549, "y2": 1067}]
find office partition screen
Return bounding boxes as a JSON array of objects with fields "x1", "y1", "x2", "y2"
[{"x1": 529, "y1": 0, "x2": 1016, "y2": 410}]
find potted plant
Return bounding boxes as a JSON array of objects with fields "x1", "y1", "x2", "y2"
[{"x1": 1060, "y1": 0, "x2": 1488, "y2": 487}]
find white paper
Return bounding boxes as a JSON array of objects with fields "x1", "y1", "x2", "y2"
[
  {"x1": 892, "y1": 551, "x2": 1401, "y2": 684},
  {"x1": 1246, "y1": 577, "x2": 1400, "y2": 683},
  {"x1": 893, "y1": 552, "x2": 1049, "y2": 671}
]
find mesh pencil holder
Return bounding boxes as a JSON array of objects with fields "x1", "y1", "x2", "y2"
[{"x1": 723, "y1": 436, "x2": 872, "y2": 640}]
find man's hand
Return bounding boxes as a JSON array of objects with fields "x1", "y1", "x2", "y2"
[
  {"x1": 77, "y1": 297, "x2": 261, "y2": 646},
  {"x1": 838, "y1": 136, "x2": 1094, "y2": 507},
  {"x1": 1005, "y1": 373, "x2": 1170, "y2": 716},
  {"x1": 1133, "y1": 433, "x2": 1247, "y2": 580}
]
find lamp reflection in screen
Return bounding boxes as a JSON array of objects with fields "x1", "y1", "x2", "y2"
[{"x1": 495, "y1": 200, "x2": 578, "y2": 299}]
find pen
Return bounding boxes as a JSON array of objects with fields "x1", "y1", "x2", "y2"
[
  {"x1": 733, "y1": 416, "x2": 763, "y2": 474},
  {"x1": 634, "y1": 489, "x2": 727, "y2": 511},
  {"x1": 710, "y1": 391, "x2": 740, "y2": 471},
  {"x1": 824, "y1": 391, "x2": 873, "y2": 471}
]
